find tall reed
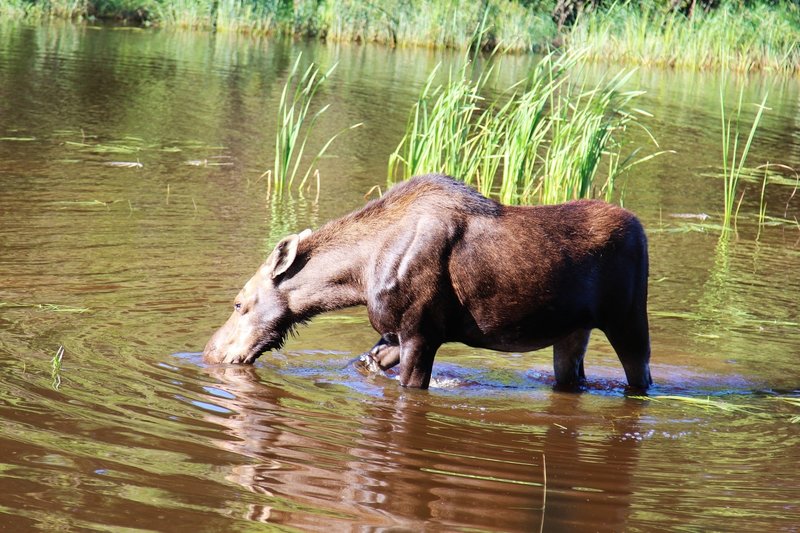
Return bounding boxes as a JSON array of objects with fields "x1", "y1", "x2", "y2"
[
  {"x1": 719, "y1": 86, "x2": 768, "y2": 231},
  {"x1": 568, "y1": 3, "x2": 800, "y2": 74},
  {"x1": 52, "y1": 345, "x2": 64, "y2": 391},
  {"x1": 318, "y1": 0, "x2": 556, "y2": 52},
  {"x1": 536, "y1": 69, "x2": 660, "y2": 205},
  {"x1": 387, "y1": 61, "x2": 496, "y2": 194},
  {"x1": 389, "y1": 50, "x2": 660, "y2": 205},
  {"x1": 269, "y1": 54, "x2": 360, "y2": 197},
  {"x1": 497, "y1": 53, "x2": 568, "y2": 203}
]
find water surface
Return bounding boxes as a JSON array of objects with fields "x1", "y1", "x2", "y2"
[{"x1": 0, "y1": 22, "x2": 798, "y2": 531}]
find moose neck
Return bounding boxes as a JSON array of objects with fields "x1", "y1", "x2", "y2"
[{"x1": 280, "y1": 225, "x2": 372, "y2": 322}]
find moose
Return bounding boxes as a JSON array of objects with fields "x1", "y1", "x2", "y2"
[{"x1": 203, "y1": 174, "x2": 652, "y2": 390}]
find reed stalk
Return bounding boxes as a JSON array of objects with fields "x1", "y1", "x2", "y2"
[
  {"x1": 719, "y1": 86, "x2": 768, "y2": 231},
  {"x1": 270, "y1": 54, "x2": 360, "y2": 198},
  {"x1": 387, "y1": 61, "x2": 497, "y2": 190},
  {"x1": 52, "y1": 345, "x2": 64, "y2": 391},
  {"x1": 756, "y1": 168, "x2": 769, "y2": 241}
]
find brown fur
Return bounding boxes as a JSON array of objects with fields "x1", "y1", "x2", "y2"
[{"x1": 203, "y1": 174, "x2": 652, "y2": 390}]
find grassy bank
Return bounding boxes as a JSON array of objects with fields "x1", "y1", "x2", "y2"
[
  {"x1": 2, "y1": 0, "x2": 799, "y2": 73},
  {"x1": 568, "y1": 2, "x2": 800, "y2": 73}
]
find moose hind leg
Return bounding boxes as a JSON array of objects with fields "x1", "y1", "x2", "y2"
[
  {"x1": 604, "y1": 315, "x2": 652, "y2": 390},
  {"x1": 553, "y1": 329, "x2": 591, "y2": 389}
]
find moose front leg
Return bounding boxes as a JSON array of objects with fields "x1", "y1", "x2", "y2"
[
  {"x1": 398, "y1": 335, "x2": 440, "y2": 389},
  {"x1": 359, "y1": 335, "x2": 401, "y2": 373},
  {"x1": 372, "y1": 334, "x2": 401, "y2": 369}
]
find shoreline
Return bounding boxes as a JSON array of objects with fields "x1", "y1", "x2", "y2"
[{"x1": 2, "y1": 1, "x2": 798, "y2": 74}]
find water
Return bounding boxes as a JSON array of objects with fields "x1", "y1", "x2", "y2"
[{"x1": 1, "y1": 22, "x2": 798, "y2": 531}]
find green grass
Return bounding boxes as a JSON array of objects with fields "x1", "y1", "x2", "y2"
[
  {"x1": 534, "y1": 68, "x2": 661, "y2": 204},
  {"x1": 52, "y1": 345, "x2": 64, "y2": 391},
  {"x1": 2, "y1": 1, "x2": 797, "y2": 74},
  {"x1": 630, "y1": 394, "x2": 761, "y2": 414},
  {"x1": 632, "y1": 394, "x2": 800, "y2": 424},
  {"x1": 152, "y1": 0, "x2": 212, "y2": 29},
  {"x1": 756, "y1": 167, "x2": 769, "y2": 241},
  {"x1": 0, "y1": 0, "x2": 86, "y2": 19},
  {"x1": 772, "y1": 397, "x2": 800, "y2": 423},
  {"x1": 719, "y1": 86, "x2": 768, "y2": 232},
  {"x1": 568, "y1": 2, "x2": 800, "y2": 74},
  {"x1": 387, "y1": 59, "x2": 498, "y2": 195},
  {"x1": 267, "y1": 54, "x2": 360, "y2": 198},
  {"x1": 0, "y1": 301, "x2": 90, "y2": 313},
  {"x1": 318, "y1": 0, "x2": 555, "y2": 52},
  {"x1": 389, "y1": 49, "x2": 662, "y2": 205}
]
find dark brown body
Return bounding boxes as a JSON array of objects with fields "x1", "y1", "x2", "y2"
[{"x1": 204, "y1": 174, "x2": 652, "y2": 390}]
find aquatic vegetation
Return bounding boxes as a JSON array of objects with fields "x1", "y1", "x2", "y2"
[
  {"x1": 420, "y1": 467, "x2": 544, "y2": 486},
  {"x1": 105, "y1": 160, "x2": 143, "y2": 168},
  {"x1": 0, "y1": 136, "x2": 37, "y2": 141},
  {"x1": 389, "y1": 50, "x2": 661, "y2": 204},
  {"x1": 152, "y1": 0, "x2": 213, "y2": 29},
  {"x1": 534, "y1": 68, "x2": 662, "y2": 204},
  {"x1": 269, "y1": 54, "x2": 361, "y2": 197},
  {"x1": 0, "y1": 302, "x2": 90, "y2": 313},
  {"x1": 772, "y1": 397, "x2": 800, "y2": 423},
  {"x1": 2, "y1": 0, "x2": 798, "y2": 74},
  {"x1": 719, "y1": 86, "x2": 768, "y2": 232},
  {"x1": 0, "y1": 0, "x2": 85, "y2": 19},
  {"x1": 387, "y1": 60, "x2": 497, "y2": 196},
  {"x1": 318, "y1": 0, "x2": 555, "y2": 52},
  {"x1": 52, "y1": 345, "x2": 64, "y2": 391},
  {"x1": 634, "y1": 394, "x2": 800, "y2": 425},
  {"x1": 630, "y1": 394, "x2": 762, "y2": 414},
  {"x1": 568, "y1": 2, "x2": 800, "y2": 73},
  {"x1": 756, "y1": 169, "x2": 769, "y2": 241}
]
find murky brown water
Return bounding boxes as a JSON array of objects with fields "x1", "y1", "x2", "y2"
[{"x1": 1, "y1": 22, "x2": 798, "y2": 531}]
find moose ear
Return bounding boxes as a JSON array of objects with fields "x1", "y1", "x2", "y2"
[{"x1": 267, "y1": 229, "x2": 312, "y2": 279}]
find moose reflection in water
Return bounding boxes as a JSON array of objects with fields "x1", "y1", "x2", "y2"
[
  {"x1": 203, "y1": 175, "x2": 652, "y2": 391},
  {"x1": 202, "y1": 364, "x2": 645, "y2": 530}
]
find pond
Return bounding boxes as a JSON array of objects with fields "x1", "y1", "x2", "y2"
[{"x1": 0, "y1": 22, "x2": 798, "y2": 531}]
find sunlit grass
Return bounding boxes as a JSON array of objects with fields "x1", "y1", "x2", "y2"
[
  {"x1": 421, "y1": 467, "x2": 544, "y2": 486},
  {"x1": 568, "y1": 3, "x2": 800, "y2": 73},
  {"x1": 2, "y1": 0, "x2": 799, "y2": 75},
  {"x1": 267, "y1": 54, "x2": 360, "y2": 198},
  {"x1": 387, "y1": 60, "x2": 498, "y2": 195},
  {"x1": 0, "y1": 301, "x2": 90, "y2": 313},
  {"x1": 630, "y1": 394, "x2": 761, "y2": 414},
  {"x1": 772, "y1": 397, "x2": 800, "y2": 423},
  {"x1": 719, "y1": 86, "x2": 768, "y2": 232},
  {"x1": 319, "y1": 0, "x2": 555, "y2": 52},
  {"x1": 535, "y1": 69, "x2": 663, "y2": 205},
  {"x1": 51, "y1": 345, "x2": 64, "y2": 391},
  {"x1": 0, "y1": 136, "x2": 37, "y2": 141},
  {"x1": 153, "y1": 0, "x2": 212, "y2": 30},
  {"x1": 389, "y1": 49, "x2": 662, "y2": 204},
  {"x1": 633, "y1": 394, "x2": 800, "y2": 425},
  {"x1": 0, "y1": 0, "x2": 86, "y2": 19}
]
